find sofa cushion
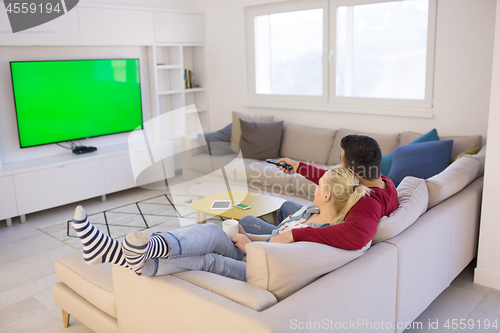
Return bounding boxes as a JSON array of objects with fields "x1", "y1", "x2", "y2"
[
  {"x1": 281, "y1": 123, "x2": 336, "y2": 164},
  {"x1": 245, "y1": 241, "x2": 370, "y2": 301},
  {"x1": 239, "y1": 119, "x2": 283, "y2": 160},
  {"x1": 327, "y1": 128, "x2": 400, "y2": 165},
  {"x1": 197, "y1": 123, "x2": 234, "y2": 156},
  {"x1": 464, "y1": 145, "x2": 486, "y2": 179},
  {"x1": 426, "y1": 156, "x2": 480, "y2": 209},
  {"x1": 382, "y1": 129, "x2": 440, "y2": 176},
  {"x1": 442, "y1": 135, "x2": 483, "y2": 160},
  {"x1": 450, "y1": 148, "x2": 479, "y2": 163},
  {"x1": 55, "y1": 251, "x2": 116, "y2": 318},
  {"x1": 373, "y1": 177, "x2": 428, "y2": 243},
  {"x1": 230, "y1": 111, "x2": 274, "y2": 152},
  {"x1": 388, "y1": 140, "x2": 453, "y2": 187},
  {"x1": 400, "y1": 131, "x2": 482, "y2": 160},
  {"x1": 399, "y1": 131, "x2": 433, "y2": 146}
]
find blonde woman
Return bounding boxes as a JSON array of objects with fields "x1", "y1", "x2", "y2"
[
  {"x1": 72, "y1": 166, "x2": 371, "y2": 282},
  {"x1": 232, "y1": 165, "x2": 372, "y2": 252}
]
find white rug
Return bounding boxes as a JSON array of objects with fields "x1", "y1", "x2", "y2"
[{"x1": 38, "y1": 193, "x2": 222, "y2": 250}]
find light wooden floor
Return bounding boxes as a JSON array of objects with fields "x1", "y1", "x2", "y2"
[{"x1": 0, "y1": 186, "x2": 499, "y2": 333}]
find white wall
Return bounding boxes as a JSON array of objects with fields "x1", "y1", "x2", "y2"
[
  {"x1": 80, "y1": 0, "x2": 199, "y2": 11},
  {"x1": 199, "y1": 0, "x2": 495, "y2": 137},
  {"x1": 475, "y1": 0, "x2": 500, "y2": 291}
]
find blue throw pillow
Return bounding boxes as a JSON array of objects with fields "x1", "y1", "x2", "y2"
[
  {"x1": 388, "y1": 140, "x2": 454, "y2": 187},
  {"x1": 381, "y1": 129, "x2": 440, "y2": 176},
  {"x1": 197, "y1": 123, "x2": 233, "y2": 156}
]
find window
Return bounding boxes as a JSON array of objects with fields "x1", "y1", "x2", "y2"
[
  {"x1": 255, "y1": 9, "x2": 324, "y2": 96},
  {"x1": 246, "y1": 1, "x2": 328, "y2": 103},
  {"x1": 246, "y1": 0, "x2": 437, "y2": 116}
]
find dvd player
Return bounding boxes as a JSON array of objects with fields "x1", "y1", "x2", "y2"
[{"x1": 72, "y1": 146, "x2": 97, "y2": 155}]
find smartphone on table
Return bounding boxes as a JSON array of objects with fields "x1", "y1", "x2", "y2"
[{"x1": 234, "y1": 203, "x2": 251, "y2": 210}]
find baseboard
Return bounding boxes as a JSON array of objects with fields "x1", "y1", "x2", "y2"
[{"x1": 474, "y1": 267, "x2": 500, "y2": 290}]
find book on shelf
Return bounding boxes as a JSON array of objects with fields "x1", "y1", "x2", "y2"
[{"x1": 184, "y1": 69, "x2": 194, "y2": 89}]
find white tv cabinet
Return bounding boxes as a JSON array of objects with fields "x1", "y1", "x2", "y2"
[{"x1": 0, "y1": 142, "x2": 174, "y2": 227}]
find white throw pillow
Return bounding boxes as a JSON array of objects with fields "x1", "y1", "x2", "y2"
[
  {"x1": 245, "y1": 241, "x2": 371, "y2": 301},
  {"x1": 426, "y1": 156, "x2": 480, "y2": 209},
  {"x1": 373, "y1": 176, "x2": 428, "y2": 243}
]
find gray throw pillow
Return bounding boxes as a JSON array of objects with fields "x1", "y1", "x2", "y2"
[
  {"x1": 239, "y1": 119, "x2": 283, "y2": 160},
  {"x1": 197, "y1": 123, "x2": 234, "y2": 156}
]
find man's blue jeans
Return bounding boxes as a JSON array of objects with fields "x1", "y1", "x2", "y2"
[
  {"x1": 238, "y1": 200, "x2": 303, "y2": 235},
  {"x1": 141, "y1": 223, "x2": 247, "y2": 281}
]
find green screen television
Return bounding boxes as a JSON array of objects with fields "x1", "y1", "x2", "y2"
[{"x1": 10, "y1": 59, "x2": 144, "y2": 148}]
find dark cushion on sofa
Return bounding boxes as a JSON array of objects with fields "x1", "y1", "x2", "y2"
[
  {"x1": 388, "y1": 140, "x2": 453, "y2": 187},
  {"x1": 239, "y1": 119, "x2": 284, "y2": 160},
  {"x1": 197, "y1": 123, "x2": 233, "y2": 156}
]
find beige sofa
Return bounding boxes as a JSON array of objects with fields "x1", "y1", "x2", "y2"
[{"x1": 53, "y1": 124, "x2": 486, "y2": 333}]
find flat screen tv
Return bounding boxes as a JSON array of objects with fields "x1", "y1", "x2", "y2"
[{"x1": 10, "y1": 58, "x2": 144, "y2": 148}]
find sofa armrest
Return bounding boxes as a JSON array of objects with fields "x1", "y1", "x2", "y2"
[
  {"x1": 112, "y1": 266, "x2": 275, "y2": 333},
  {"x1": 246, "y1": 241, "x2": 371, "y2": 301}
]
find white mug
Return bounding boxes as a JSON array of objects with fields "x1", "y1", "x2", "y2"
[{"x1": 223, "y1": 219, "x2": 239, "y2": 239}]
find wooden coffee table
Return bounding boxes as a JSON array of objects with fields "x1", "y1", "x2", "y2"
[{"x1": 189, "y1": 189, "x2": 286, "y2": 223}]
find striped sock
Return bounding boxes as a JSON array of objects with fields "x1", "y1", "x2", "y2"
[
  {"x1": 72, "y1": 205, "x2": 127, "y2": 267},
  {"x1": 123, "y1": 232, "x2": 170, "y2": 272}
]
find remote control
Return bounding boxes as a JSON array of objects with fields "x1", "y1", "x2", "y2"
[{"x1": 265, "y1": 159, "x2": 294, "y2": 171}]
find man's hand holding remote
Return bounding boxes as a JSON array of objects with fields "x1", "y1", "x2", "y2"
[{"x1": 276, "y1": 158, "x2": 299, "y2": 174}]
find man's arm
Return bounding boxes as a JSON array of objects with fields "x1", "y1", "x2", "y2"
[
  {"x1": 276, "y1": 158, "x2": 328, "y2": 185},
  {"x1": 291, "y1": 198, "x2": 382, "y2": 250},
  {"x1": 296, "y1": 162, "x2": 328, "y2": 185},
  {"x1": 269, "y1": 231, "x2": 294, "y2": 243}
]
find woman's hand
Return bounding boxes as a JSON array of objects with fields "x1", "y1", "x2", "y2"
[
  {"x1": 276, "y1": 158, "x2": 300, "y2": 174},
  {"x1": 231, "y1": 233, "x2": 251, "y2": 254},
  {"x1": 238, "y1": 224, "x2": 248, "y2": 235}
]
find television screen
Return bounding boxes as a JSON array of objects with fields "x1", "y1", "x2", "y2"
[{"x1": 10, "y1": 59, "x2": 144, "y2": 148}]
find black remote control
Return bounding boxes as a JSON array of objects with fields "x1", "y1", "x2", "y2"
[{"x1": 265, "y1": 159, "x2": 294, "y2": 171}]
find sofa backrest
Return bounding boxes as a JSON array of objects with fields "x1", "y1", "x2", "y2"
[
  {"x1": 399, "y1": 131, "x2": 483, "y2": 158},
  {"x1": 280, "y1": 123, "x2": 336, "y2": 165},
  {"x1": 327, "y1": 128, "x2": 400, "y2": 165},
  {"x1": 279, "y1": 124, "x2": 483, "y2": 167}
]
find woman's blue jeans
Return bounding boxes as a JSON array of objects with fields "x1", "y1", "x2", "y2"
[
  {"x1": 141, "y1": 223, "x2": 247, "y2": 281},
  {"x1": 238, "y1": 200, "x2": 302, "y2": 235}
]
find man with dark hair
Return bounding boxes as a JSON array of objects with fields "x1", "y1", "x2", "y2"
[
  {"x1": 341, "y1": 134, "x2": 382, "y2": 180},
  {"x1": 238, "y1": 134, "x2": 399, "y2": 250}
]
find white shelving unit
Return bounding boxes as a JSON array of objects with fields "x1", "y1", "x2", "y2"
[{"x1": 149, "y1": 43, "x2": 208, "y2": 139}]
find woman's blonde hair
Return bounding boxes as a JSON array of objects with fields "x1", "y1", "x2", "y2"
[{"x1": 322, "y1": 164, "x2": 373, "y2": 225}]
